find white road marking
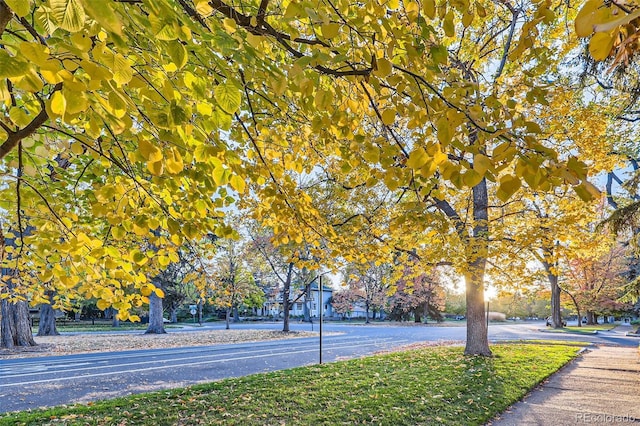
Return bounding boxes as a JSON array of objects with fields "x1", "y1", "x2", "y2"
[
  {"x1": 0, "y1": 339, "x2": 409, "y2": 388},
  {"x1": 0, "y1": 338, "x2": 408, "y2": 384}
]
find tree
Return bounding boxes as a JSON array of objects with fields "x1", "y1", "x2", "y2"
[
  {"x1": 0, "y1": 1, "x2": 603, "y2": 357},
  {"x1": 208, "y1": 237, "x2": 262, "y2": 329},
  {"x1": 331, "y1": 287, "x2": 360, "y2": 320},
  {"x1": 388, "y1": 266, "x2": 445, "y2": 323},
  {"x1": 37, "y1": 291, "x2": 60, "y2": 336},
  {"x1": 342, "y1": 262, "x2": 390, "y2": 323},
  {"x1": 563, "y1": 244, "x2": 632, "y2": 325}
]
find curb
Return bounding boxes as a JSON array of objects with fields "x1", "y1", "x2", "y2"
[
  {"x1": 537, "y1": 329, "x2": 598, "y2": 335},
  {"x1": 626, "y1": 332, "x2": 640, "y2": 337}
]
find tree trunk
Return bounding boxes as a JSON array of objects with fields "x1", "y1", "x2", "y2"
[
  {"x1": 145, "y1": 287, "x2": 166, "y2": 334},
  {"x1": 563, "y1": 290, "x2": 580, "y2": 327},
  {"x1": 1, "y1": 299, "x2": 36, "y2": 348},
  {"x1": 464, "y1": 178, "x2": 492, "y2": 356},
  {"x1": 544, "y1": 260, "x2": 563, "y2": 329},
  {"x1": 586, "y1": 311, "x2": 596, "y2": 325},
  {"x1": 225, "y1": 307, "x2": 230, "y2": 330},
  {"x1": 112, "y1": 309, "x2": 120, "y2": 328},
  {"x1": 414, "y1": 311, "x2": 421, "y2": 323},
  {"x1": 303, "y1": 298, "x2": 310, "y2": 322},
  {"x1": 302, "y1": 283, "x2": 311, "y2": 322},
  {"x1": 37, "y1": 293, "x2": 59, "y2": 336},
  {"x1": 232, "y1": 306, "x2": 239, "y2": 322},
  {"x1": 170, "y1": 307, "x2": 178, "y2": 323},
  {"x1": 282, "y1": 263, "x2": 293, "y2": 332},
  {"x1": 465, "y1": 267, "x2": 491, "y2": 356},
  {"x1": 365, "y1": 302, "x2": 370, "y2": 324}
]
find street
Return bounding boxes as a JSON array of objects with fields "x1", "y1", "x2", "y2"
[{"x1": 1, "y1": 321, "x2": 637, "y2": 413}]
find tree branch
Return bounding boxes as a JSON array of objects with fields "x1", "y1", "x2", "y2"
[
  {"x1": 0, "y1": 1, "x2": 12, "y2": 38},
  {"x1": 493, "y1": 6, "x2": 520, "y2": 80},
  {"x1": 0, "y1": 83, "x2": 62, "y2": 160}
]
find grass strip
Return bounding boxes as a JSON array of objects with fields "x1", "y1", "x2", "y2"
[
  {"x1": 543, "y1": 324, "x2": 616, "y2": 334},
  {"x1": 0, "y1": 343, "x2": 581, "y2": 426}
]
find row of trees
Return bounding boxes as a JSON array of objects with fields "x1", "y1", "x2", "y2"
[{"x1": 1, "y1": 0, "x2": 639, "y2": 357}]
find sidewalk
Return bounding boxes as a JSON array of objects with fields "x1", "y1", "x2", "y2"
[{"x1": 490, "y1": 345, "x2": 640, "y2": 425}]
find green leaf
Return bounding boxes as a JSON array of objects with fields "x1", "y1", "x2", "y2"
[
  {"x1": 0, "y1": 51, "x2": 30, "y2": 78},
  {"x1": 214, "y1": 81, "x2": 242, "y2": 115},
  {"x1": 212, "y1": 165, "x2": 229, "y2": 186},
  {"x1": 166, "y1": 41, "x2": 188, "y2": 70},
  {"x1": 5, "y1": 0, "x2": 31, "y2": 17},
  {"x1": 80, "y1": 0, "x2": 122, "y2": 35},
  {"x1": 112, "y1": 53, "x2": 133, "y2": 85},
  {"x1": 430, "y1": 45, "x2": 448, "y2": 66},
  {"x1": 36, "y1": 6, "x2": 59, "y2": 35},
  {"x1": 51, "y1": 0, "x2": 86, "y2": 32},
  {"x1": 230, "y1": 175, "x2": 246, "y2": 193},
  {"x1": 9, "y1": 107, "x2": 30, "y2": 127}
]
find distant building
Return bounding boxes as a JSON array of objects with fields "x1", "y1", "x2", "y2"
[{"x1": 262, "y1": 283, "x2": 333, "y2": 318}]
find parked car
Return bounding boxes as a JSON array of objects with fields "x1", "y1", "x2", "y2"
[{"x1": 546, "y1": 316, "x2": 567, "y2": 327}]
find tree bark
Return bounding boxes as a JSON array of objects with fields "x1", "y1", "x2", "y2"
[
  {"x1": 562, "y1": 289, "x2": 580, "y2": 327},
  {"x1": 464, "y1": 178, "x2": 492, "y2": 356},
  {"x1": 145, "y1": 285, "x2": 166, "y2": 334},
  {"x1": 0, "y1": 2, "x2": 13, "y2": 38},
  {"x1": 232, "y1": 306, "x2": 239, "y2": 322},
  {"x1": 112, "y1": 309, "x2": 120, "y2": 328},
  {"x1": 37, "y1": 292, "x2": 59, "y2": 336},
  {"x1": 282, "y1": 262, "x2": 293, "y2": 332},
  {"x1": 544, "y1": 257, "x2": 564, "y2": 329},
  {"x1": 365, "y1": 302, "x2": 370, "y2": 324},
  {"x1": 225, "y1": 307, "x2": 231, "y2": 330},
  {"x1": 1, "y1": 299, "x2": 36, "y2": 348}
]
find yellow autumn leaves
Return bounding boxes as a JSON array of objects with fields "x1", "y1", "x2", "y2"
[{"x1": 575, "y1": 0, "x2": 640, "y2": 62}]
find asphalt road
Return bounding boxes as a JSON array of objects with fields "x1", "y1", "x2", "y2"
[{"x1": 1, "y1": 321, "x2": 637, "y2": 413}]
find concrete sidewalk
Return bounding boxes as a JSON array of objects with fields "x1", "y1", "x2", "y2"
[{"x1": 490, "y1": 345, "x2": 640, "y2": 425}]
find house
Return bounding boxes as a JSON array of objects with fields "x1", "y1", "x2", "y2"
[
  {"x1": 262, "y1": 283, "x2": 333, "y2": 318},
  {"x1": 290, "y1": 283, "x2": 333, "y2": 318}
]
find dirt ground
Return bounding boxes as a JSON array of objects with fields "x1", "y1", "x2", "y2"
[{"x1": 0, "y1": 329, "x2": 317, "y2": 359}]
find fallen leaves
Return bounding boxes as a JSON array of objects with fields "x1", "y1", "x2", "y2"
[{"x1": 0, "y1": 329, "x2": 316, "y2": 359}]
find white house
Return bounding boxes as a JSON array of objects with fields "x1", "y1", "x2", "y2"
[
  {"x1": 263, "y1": 283, "x2": 333, "y2": 318},
  {"x1": 290, "y1": 283, "x2": 333, "y2": 317}
]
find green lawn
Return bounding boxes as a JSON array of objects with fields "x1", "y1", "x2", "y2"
[
  {"x1": 545, "y1": 323, "x2": 617, "y2": 334},
  {"x1": 1, "y1": 342, "x2": 582, "y2": 426}
]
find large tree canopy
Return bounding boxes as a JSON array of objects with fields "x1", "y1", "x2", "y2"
[{"x1": 0, "y1": 0, "x2": 621, "y2": 354}]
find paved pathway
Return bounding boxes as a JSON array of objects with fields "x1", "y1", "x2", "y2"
[{"x1": 491, "y1": 344, "x2": 640, "y2": 425}]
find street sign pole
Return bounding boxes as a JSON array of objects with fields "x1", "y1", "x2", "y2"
[{"x1": 319, "y1": 275, "x2": 323, "y2": 364}]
